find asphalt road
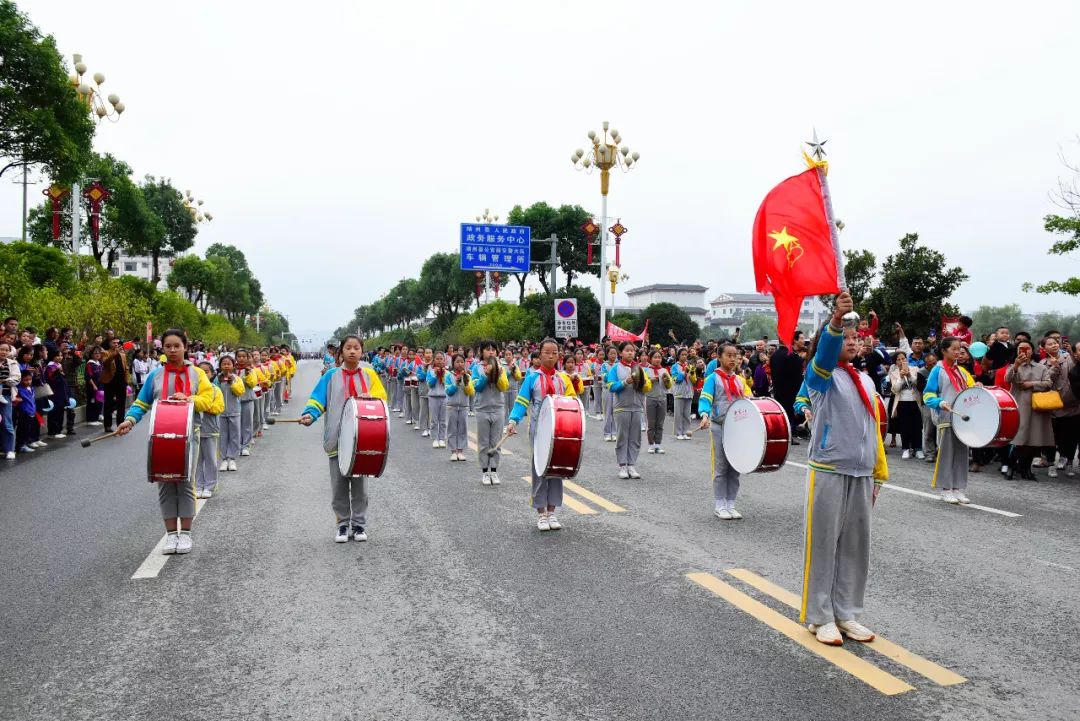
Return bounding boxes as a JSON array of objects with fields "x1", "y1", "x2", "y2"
[{"x1": 2, "y1": 361, "x2": 1078, "y2": 721}]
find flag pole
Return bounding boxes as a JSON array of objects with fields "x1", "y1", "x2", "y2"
[{"x1": 804, "y1": 130, "x2": 858, "y2": 327}]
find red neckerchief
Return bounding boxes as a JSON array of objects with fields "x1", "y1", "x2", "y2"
[
  {"x1": 539, "y1": 366, "x2": 557, "y2": 397},
  {"x1": 837, "y1": 363, "x2": 877, "y2": 420},
  {"x1": 714, "y1": 369, "x2": 740, "y2": 402},
  {"x1": 650, "y1": 363, "x2": 663, "y2": 377},
  {"x1": 942, "y1": 361, "x2": 964, "y2": 392},
  {"x1": 161, "y1": 363, "x2": 191, "y2": 397},
  {"x1": 340, "y1": 365, "x2": 367, "y2": 399}
]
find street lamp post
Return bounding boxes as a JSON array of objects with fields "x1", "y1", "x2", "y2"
[
  {"x1": 474, "y1": 208, "x2": 499, "y2": 305},
  {"x1": 571, "y1": 121, "x2": 639, "y2": 341},
  {"x1": 68, "y1": 53, "x2": 126, "y2": 277}
]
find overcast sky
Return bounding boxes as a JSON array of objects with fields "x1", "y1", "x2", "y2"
[{"x1": 3, "y1": 0, "x2": 1079, "y2": 345}]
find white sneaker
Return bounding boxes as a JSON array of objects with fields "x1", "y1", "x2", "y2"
[
  {"x1": 421, "y1": 431, "x2": 430, "y2": 437},
  {"x1": 202, "y1": 489, "x2": 213, "y2": 499},
  {"x1": 4, "y1": 452, "x2": 14, "y2": 460},
  {"x1": 1056, "y1": 457, "x2": 1068, "y2": 470},
  {"x1": 537, "y1": 514, "x2": 551, "y2": 531},
  {"x1": 809, "y1": 621, "x2": 843, "y2": 646},
  {"x1": 175, "y1": 532, "x2": 192, "y2": 554},
  {"x1": 656, "y1": 446, "x2": 665, "y2": 454},
  {"x1": 433, "y1": 440, "x2": 440, "y2": 449},
  {"x1": 32, "y1": 441, "x2": 46, "y2": 448},
  {"x1": 836, "y1": 619, "x2": 875, "y2": 642},
  {"x1": 1048, "y1": 466, "x2": 1059, "y2": 478},
  {"x1": 19, "y1": 445, "x2": 34, "y2": 453},
  {"x1": 335, "y1": 525, "x2": 349, "y2": 543},
  {"x1": 1000, "y1": 464, "x2": 1009, "y2": 474},
  {"x1": 1068, "y1": 466, "x2": 1077, "y2": 478},
  {"x1": 901, "y1": 449, "x2": 911, "y2": 459},
  {"x1": 606, "y1": 435, "x2": 616, "y2": 442},
  {"x1": 1032, "y1": 457, "x2": 1047, "y2": 468},
  {"x1": 262, "y1": 423, "x2": 270, "y2": 430},
  {"x1": 219, "y1": 460, "x2": 230, "y2": 472},
  {"x1": 547, "y1": 513, "x2": 562, "y2": 530},
  {"x1": 489, "y1": 471, "x2": 500, "y2": 485},
  {"x1": 618, "y1": 467, "x2": 629, "y2": 479},
  {"x1": 240, "y1": 449, "x2": 251, "y2": 457},
  {"x1": 162, "y1": 533, "x2": 179, "y2": 554},
  {"x1": 728, "y1": 507, "x2": 743, "y2": 519},
  {"x1": 954, "y1": 491, "x2": 971, "y2": 504},
  {"x1": 942, "y1": 490, "x2": 959, "y2": 504},
  {"x1": 915, "y1": 450, "x2": 926, "y2": 460},
  {"x1": 628, "y1": 466, "x2": 641, "y2": 479},
  {"x1": 714, "y1": 508, "x2": 732, "y2": 520},
  {"x1": 228, "y1": 459, "x2": 237, "y2": 472},
  {"x1": 439, "y1": 440, "x2": 447, "y2": 448},
  {"x1": 482, "y1": 472, "x2": 491, "y2": 486},
  {"x1": 352, "y1": 525, "x2": 367, "y2": 542},
  {"x1": 648, "y1": 445, "x2": 657, "y2": 454},
  {"x1": 52, "y1": 433, "x2": 66, "y2": 439}
]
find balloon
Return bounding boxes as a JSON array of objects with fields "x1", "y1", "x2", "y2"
[
  {"x1": 969, "y1": 341, "x2": 988, "y2": 359},
  {"x1": 67, "y1": 397, "x2": 77, "y2": 409},
  {"x1": 95, "y1": 389, "x2": 104, "y2": 403},
  {"x1": 123, "y1": 341, "x2": 135, "y2": 351},
  {"x1": 42, "y1": 400, "x2": 54, "y2": 413}
]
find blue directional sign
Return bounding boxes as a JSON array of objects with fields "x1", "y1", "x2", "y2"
[{"x1": 459, "y1": 223, "x2": 531, "y2": 273}]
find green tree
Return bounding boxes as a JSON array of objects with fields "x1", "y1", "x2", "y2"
[
  {"x1": 820, "y1": 249, "x2": 877, "y2": 311},
  {"x1": 206, "y1": 243, "x2": 263, "y2": 324},
  {"x1": 152, "y1": 290, "x2": 204, "y2": 338},
  {"x1": 506, "y1": 202, "x2": 596, "y2": 295},
  {"x1": 418, "y1": 252, "x2": 475, "y2": 330},
  {"x1": 519, "y1": 285, "x2": 601, "y2": 342},
  {"x1": 968, "y1": 304, "x2": 1026, "y2": 338},
  {"x1": 739, "y1": 313, "x2": 778, "y2": 342},
  {"x1": 141, "y1": 177, "x2": 198, "y2": 285},
  {"x1": 640, "y1": 302, "x2": 698, "y2": 344},
  {"x1": 865, "y1": 233, "x2": 968, "y2": 339},
  {"x1": 167, "y1": 254, "x2": 220, "y2": 312},
  {"x1": 383, "y1": 278, "x2": 426, "y2": 329},
  {"x1": 202, "y1": 313, "x2": 241, "y2": 348},
  {"x1": 608, "y1": 312, "x2": 643, "y2": 334},
  {"x1": 0, "y1": 1, "x2": 95, "y2": 183},
  {"x1": 116, "y1": 275, "x2": 157, "y2": 309},
  {"x1": 4, "y1": 241, "x2": 73, "y2": 290}
]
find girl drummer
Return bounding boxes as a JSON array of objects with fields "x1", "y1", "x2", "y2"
[
  {"x1": 300, "y1": 335, "x2": 386, "y2": 544},
  {"x1": 644, "y1": 348, "x2": 672, "y2": 454},
  {"x1": 472, "y1": 340, "x2": 509, "y2": 485},
  {"x1": 606, "y1": 341, "x2": 652, "y2": 479},
  {"x1": 116, "y1": 329, "x2": 218, "y2": 556},
  {"x1": 446, "y1": 353, "x2": 474, "y2": 462},
  {"x1": 506, "y1": 337, "x2": 580, "y2": 532},
  {"x1": 698, "y1": 343, "x2": 753, "y2": 519}
]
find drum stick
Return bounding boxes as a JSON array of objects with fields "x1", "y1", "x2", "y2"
[
  {"x1": 266, "y1": 417, "x2": 306, "y2": 425},
  {"x1": 486, "y1": 428, "x2": 514, "y2": 457},
  {"x1": 81, "y1": 430, "x2": 120, "y2": 448}
]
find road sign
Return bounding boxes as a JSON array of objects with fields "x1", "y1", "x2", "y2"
[
  {"x1": 460, "y1": 223, "x2": 531, "y2": 273},
  {"x1": 555, "y1": 298, "x2": 578, "y2": 338}
]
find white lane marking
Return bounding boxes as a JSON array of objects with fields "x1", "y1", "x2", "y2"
[
  {"x1": 1033, "y1": 558, "x2": 1077, "y2": 572},
  {"x1": 786, "y1": 461, "x2": 1022, "y2": 518},
  {"x1": 131, "y1": 497, "x2": 206, "y2": 580}
]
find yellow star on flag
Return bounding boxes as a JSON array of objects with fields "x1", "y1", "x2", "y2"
[{"x1": 769, "y1": 227, "x2": 799, "y2": 251}]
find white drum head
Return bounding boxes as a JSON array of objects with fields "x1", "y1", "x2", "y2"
[
  {"x1": 337, "y1": 398, "x2": 359, "y2": 476},
  {"x1": 533, "y1": 396, "x2": 556, "y2": 476},
  {"x1": 722, "y1": 398, "x2": 766, "y2": 474},
  {"x1": 952, "y1": 387, "x2": 998, "y2": 448}
]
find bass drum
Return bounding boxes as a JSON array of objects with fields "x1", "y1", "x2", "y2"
[
  {"x1": 722, "y1": 397, "x2": 791, "y2": 474},
  {"x1": 533, "y1": 395, "x2": 585, "y2": 479},
  {"x1": 337, "y1": 397, "x2": 391, "y2": 478},
  {"x1": 952, "y1": 386, "x2": 1019, "y2": 448},
  {"x1": 146, "y1": 399, "x2": 197, "y2": 483}
]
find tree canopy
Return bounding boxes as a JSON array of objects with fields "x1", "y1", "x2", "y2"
[
  {"x1": 506, "y1": 202, "x2": 596, "y2": 296},
  {"x1": 140, "y1": 177, "x2": 198, "y2": 284}
]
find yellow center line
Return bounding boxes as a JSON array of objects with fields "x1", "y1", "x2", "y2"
[
  {"x1": 563, "y1": 480, "x2": 626, "y2": 513},
  {"x1": 725, "y1": 569, "x2": 966, "y2": 687},
  {"x1": 520, "y1": 475, "x2": 598, "y2": 515},
  {"x1": 687, "y1": 572, "x2": 915, "y2": 696}
]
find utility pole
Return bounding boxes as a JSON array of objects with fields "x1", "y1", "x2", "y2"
[{"x1": 549, "y1": 233, "x2": 558, "y2": 294}]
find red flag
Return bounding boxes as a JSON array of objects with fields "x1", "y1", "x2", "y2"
[
  {"x1": 606, "y1": 320, "x2": 647, "y2": 342},
  {"x1": 752, "y1": 168, "x2": 839, "y2": 345}
]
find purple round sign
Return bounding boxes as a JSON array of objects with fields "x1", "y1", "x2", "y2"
[{"x1": 557, "y1": 300, "x2": 576, "y2": 318}]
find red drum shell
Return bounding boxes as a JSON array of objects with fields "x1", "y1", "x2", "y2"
[
  {"x1": 722, "y1": 397, "x2": 791, "y2": 474},
  {"x1": 147, "y1": 399, "x2": 195, "y2": 483},
  {"x1": 339, "y1": 397, "x2": 390, "y2": 478},
  {"x1": 874, "y1": 393, "x2": 888, "y2": 440},
  {"x1": 534, "y1": 396, "x2": 585, "y2": 479}
]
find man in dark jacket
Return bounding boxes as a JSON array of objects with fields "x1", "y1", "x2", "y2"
[
  {"x1": 100, "y1": 338, "x2": 130, "y2": 432},
  {"x1": 772, "y1": 331, "x2": 807, "y2": 442}
]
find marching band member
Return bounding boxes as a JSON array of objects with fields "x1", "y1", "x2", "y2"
[
  {"x1": 400, "y1": 350, "x2": 417, "y2": 426},
  {"x1": 672, "y1": 348, "x2": 696, "y2": 440},
  {"x1": 506, "y1": 337, "x2": 580, "y2": 531},
  {"x1": 262, "y1": 349, "x2": 277, "y2": 425},
  {"x1": 792, "y1": 292, "x2": 888, "y2": 646},
  {"x1": 250, "y1": 349, "x2": 266, "y2": 436},
  {"x1": 300, "y1": 335, "x2": 386, "y2": 543},
  {"x1": 387, "y1": 345, "x2": 400, "y2": 412},
  {"x1": 588, "y1": 351, "x2": 604, "y2": 418},
  {"x1": 214, "y1": 354, "x2": 246, "y2": 473},
  {"x1": 645, "y1": 349, "x2": 672, "y2": 454},
  {"x1": 115, "y1": 329, "x2": 217, "y2": 555},
  {"x1": 502, "y1": 348, "x2": 523, "y2": 421},
  {"x1": 396, "y1": 345, "x2": 410, "y2": 417},
  {"x1": 270, "y1": 347, "x2": 285, "y2": 416},
  {"x1": 426, "y1": 351, "x2": 450, "y2": 448},
  {"x1": 600, "y1": 346, "x2": 618, "y2": 442},
  {"x1": 195, "y1": 361, "x2": 227, "y2": 499},
  {"x1": 446, "y1": 353, "x2": 474, "y2": 461},
  {"x1": 418, "y1": 348, "x2": 433, "y2": 438},
  {"x1": 606, "y1": 341, "x2": 652, "y2": 479},
  {"x1": 472, "y1": 340, "x2": 510, "y2": 485},
  {"x1": 923, "y1": 336, "x2": 977, "y2": 501},
  {"x1": 236, "y1": 349, "x2": 262, "y2": 457},
  {"x1": 698, "y1": 343, "x2": 752, "y2": 519}
]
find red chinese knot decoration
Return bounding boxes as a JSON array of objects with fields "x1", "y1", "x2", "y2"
[
  {"x1": 43, "y1": 185, "x2": 70, "y2": 241},
  {"x1": 82, "y1": 181, "x2": 111, "y2": 243}
]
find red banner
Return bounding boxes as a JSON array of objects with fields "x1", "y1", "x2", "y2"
[{"x1": 606, "y1": 318, "x2": 649, "y2": 342}]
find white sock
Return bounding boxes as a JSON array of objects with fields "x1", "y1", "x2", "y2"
[
  {"x1": 727, "y1": 498, "x2": 735, "y2": 510},
  {"x1": 715, "y1": 499, "x2": 726, "y2": 511}
]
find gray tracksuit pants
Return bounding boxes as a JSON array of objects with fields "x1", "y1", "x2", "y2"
[
  {"x1": 158, "y1": 431, "x2": 199, "y2": 519},
  {"x1": 196, "y1": 432, "x2": 219, "y2": 492},
  {"x1": 934, "y1": 424, "x2": 968, "y2": 490},
  {"x1": 403, "y1": 385, "x2": 415, "y2": 424},
  {"x1": 419, "y1": 395, "x2": 430, "y2": 433},
  {"x1": 448, "y1": 407, "x2": 468, "y2": 451},
  {"x1": 429, "y1": 396, "x2": 447, "y2": 442},
  {"x1": 615, "y1": 408, "x2": 643, "y2": 466},
  {"x1": 505, "y1": 386, "x2": 518, "y2": 421},
  {"x1": 396, "y1": 378, "x2": 405, "y2": 411},
  {"x1": 646, "y1": 397, "x2": 666, "y2": 445},
  {"x1": 273, "y1": 381, "x2": 283, "y2": 414},
  {"x1": 530, "y1": 419, "x2": 563, "y2": 510},
  {"x1": 219, "y1": 415, "x2": 240, "y2": 460},
  {"x1": 329, "y1": 457, "x2": 368, "y2": 527},
  {"x1": 476, "y1": 409, "x2": 502, "y2": 470},
  {"x1": 240, "y1": 400, "x2": 255, "y2": 451},
  {"x1": 603, "y1": 388, "x2": 616, "y2": 436},
  {"x1": 801, "y1": 471, "x2": 873, "y2": 626},
  {"x1": 711, "y1": 423, "x2": 740, "y2": 504},
  {"x1": 674, "y1": 397, "x2": 693, "y2": 437},
  {"x1": 592, "y1": 384, "x2": 603, "y2": 415},
  {"x1": 921, "y1": 405, "x2": 938, "y2": 456}
]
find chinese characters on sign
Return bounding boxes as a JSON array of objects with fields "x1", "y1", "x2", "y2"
[{"x1": 459, "y1": 223, "x2": 532, "y2": 273}]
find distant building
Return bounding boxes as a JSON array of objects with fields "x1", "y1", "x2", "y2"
[
  {"x1": 109, "y1": 250, "x2": 174, "y2": 289},
  {"x1": 707, "y1": 292, "x2": 828, "y2": 332},
  {"x1": 621, "y1": 283, "x2": 709, "y2": 327}
]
